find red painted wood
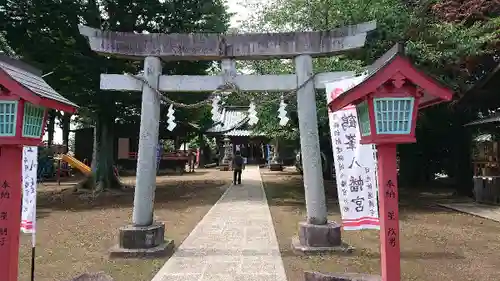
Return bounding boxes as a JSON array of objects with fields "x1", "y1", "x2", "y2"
[
  {"x1": 376, "y1": 144, "x2": 400, "y2": 281},
  {"x1": 15, "y1": 99, "x2": 25, "y2": 139},
  {"x1": 0, "y1": 71, "x2": 41, "y2": 105},
  {"x1": 0, "y1": 145, "x2": 23, "y2": 281},
  {"x1": 360, "y1": 135, "x2": 416, "y2": 145},
  {"x1": 0, "y1": 137, "x2": 43, "y2": 146},
  {"x1": 40, "y1": 98, "x2": 77, "y2": 114},
  {"x1": 410, "y1": 96, "x2": 420, "y2": 140},
  {"x1": 0, "y1": 68, "x2": 76, "y2": 114},
  {"x1": 0, "y1": 95, "x2": 20, "y2": 101}
]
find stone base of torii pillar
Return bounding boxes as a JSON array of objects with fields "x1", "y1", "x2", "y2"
[
  {"x1": 109, "y1": 223, "x2": 174, "y2": 258},
  {"x1": 291, "y1": 222, "x2": 353, "y2": 254}
]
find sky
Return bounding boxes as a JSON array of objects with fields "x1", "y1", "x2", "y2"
[
  {"x1": 226, "y1": 0, "x2": 253, "y2": 28},
  {"x1": 45, "y1": 0, "x2": 255, "y2": 145}
]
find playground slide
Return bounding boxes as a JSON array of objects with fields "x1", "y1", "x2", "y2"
[{"x1": 61, "y1": 154, "x2": 91, "y2": 176}]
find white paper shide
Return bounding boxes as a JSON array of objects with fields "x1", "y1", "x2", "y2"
[
  {"x1": 21, "y1": 146, "x2": 38, "y2": 235},
  {"x1": 325, "y1": 76, "x2": 380, "y2": 230}
]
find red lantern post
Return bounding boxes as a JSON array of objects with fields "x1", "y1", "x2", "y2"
[
  {"x1": 329, "y1": 43, "x2": 453, "y2": 281},
  {"x1": 0, "y1": 54, "x2": 77, "y2": 281}
]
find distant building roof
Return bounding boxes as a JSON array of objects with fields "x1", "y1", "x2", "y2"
[
  {"x1": 0, "y1": 54, "x2": 78, "y2": 109},
  {"x1": 474, "y1": 134, "x2": 493, "y2": 142},
  {"x1": 465, "y1": 113, "x2": 500, "y2": 127},
  {"x1": 206, "y1": 106, "x2": 264, "y2": 137}
]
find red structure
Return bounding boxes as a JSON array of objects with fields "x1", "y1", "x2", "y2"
[
  {"x1": 0, "y1": 54, "x2": 77, "y2": 281},
  {"x1": 329, "y1": 43, "x2": 453, "y2": 281}
]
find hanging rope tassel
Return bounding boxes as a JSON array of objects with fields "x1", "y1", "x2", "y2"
[
  {"x1": 278, "y1": 96, "x2": 289, "y2": 126},
  {"x1": 248, "y1": 100, "x2": 258, "y2": 125},
  {"x1": 211, "y1": 95, "x2": 221, "y2": 122},
  {"x1": 166, "y1": 104, "x2": 176, "y2": 131}
]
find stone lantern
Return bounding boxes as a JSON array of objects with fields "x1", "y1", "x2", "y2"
[
  {"x1": 220, "y1": 136, "x2": 233, "y2": 171},
  {"x1": 0, "y1": 54, "x2": 77, "y2": 281},
  {"x1": 269, "y1": 141, "x2": 283, "y2": 171},
  {"x1": 328, "y1": 43, "x2": 453, "y2": 281}
]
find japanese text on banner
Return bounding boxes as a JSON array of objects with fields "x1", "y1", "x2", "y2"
[
  {"x1": 325, "y1": 76, "x2": 380, "y2": 230},
  {"x1": 21, "y1": 146, "x2": 38, "y2": 234}
]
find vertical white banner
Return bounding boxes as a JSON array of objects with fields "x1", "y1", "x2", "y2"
[
  {"x1": 325, "y1": 76, "x2": 380, "y2": 230},
  {"x1": 21, "y1": 146, "x2": 38, "y2": 240}
]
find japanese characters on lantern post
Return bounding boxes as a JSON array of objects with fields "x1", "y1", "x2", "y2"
[
  {"x1": 0, "y1": 146, "x2": 26, "y2": 281},
  {"x1": 328, "y1": 43, "x2": 453, "y2": 281},
  {"x1": 0, "y1": 180, "x2": 11, "y2": 249},
  {"x1": 377, "y1": 145, "x2": 400, "y2": 281}
]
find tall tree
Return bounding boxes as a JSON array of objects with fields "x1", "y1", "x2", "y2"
[
  {"x1": 1, "y1": 0, "x2": 230, "y2": 190},
  {"x1": 239, "y1": 0, "x2": 499, "y2": 191}
]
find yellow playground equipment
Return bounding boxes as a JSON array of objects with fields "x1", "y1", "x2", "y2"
[{"x1": 60, "y1": 154, "x2": 91, "y2": 176}]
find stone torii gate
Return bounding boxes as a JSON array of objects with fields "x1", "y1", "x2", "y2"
[{"x1": 79, "y1": 21, "x2": 376, "y2": 256}]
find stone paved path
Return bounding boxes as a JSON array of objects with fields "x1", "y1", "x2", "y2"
[
  {"x1": 151, "y1": 166, "x2": 288, "y2": 281},
  {"x1": 439, "y1": 202, "x2": 500, "y2": 223}
]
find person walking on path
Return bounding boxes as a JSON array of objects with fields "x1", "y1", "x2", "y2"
[{"x1": 232, "y1": 151, "x2": 244, "y2": 184}]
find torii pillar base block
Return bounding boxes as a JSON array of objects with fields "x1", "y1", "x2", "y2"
[
  {"x1": 109, "y1": 222, "x2": 174, "y2": 258},
  {"x1": 291, "y1": 221, "x2": 354, "y2": 254}
]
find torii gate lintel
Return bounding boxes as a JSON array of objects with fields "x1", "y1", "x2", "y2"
[{"x1": 78, "y1": 21, "x2": 376, "y2": 61}]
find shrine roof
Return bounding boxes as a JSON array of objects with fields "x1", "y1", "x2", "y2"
[
  {"x1": 206, "y1": 106, "x2": 264, "y2": 137},
  {"x1": 464, "y1": 112, "x2": 500, "y2": 127},
  {"x1": 328, "y1": 43, "x2": 453, "y2": 111},
  {"x1": 0, "y1": 54, "x2": 78, "y2": 111},
  {"x1": 474, "y1": 134, "x2": 493, "y2": 142}
]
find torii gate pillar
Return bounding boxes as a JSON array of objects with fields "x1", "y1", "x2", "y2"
[
  {"x1": 292, "y1": 55, "x2": 344, "y2": 253},
  {"x1": 110, "y1": 57, "x2": 175, "y2": 257}
]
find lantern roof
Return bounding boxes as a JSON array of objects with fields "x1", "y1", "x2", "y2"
[
  {"x1": 0, "y1": 54, "x2": 78, "y2": 113},
  {"x1": 329, "y1": 43, "x2": 453, "y2": 112}
]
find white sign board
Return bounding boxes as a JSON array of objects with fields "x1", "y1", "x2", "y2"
[
  {"x1": 325, "y1": 76, "x2": 380, "y2": 230},
  {"x1": 21, "y1": 146, "x2": 38, "y2": 235}
]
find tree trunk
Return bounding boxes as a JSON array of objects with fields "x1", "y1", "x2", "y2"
[
  {"x1": 174, "y1": 136, "x2": 180, "y2": 150},
  {"x1": 46, "y1": 110, "x2": 56, "y2": 147},
  {"x1": 61, "y1": 113, "x2": 71, "y2": 153},
  {"x1": 94, "y1": 109, "x2": 121, "y2": 190},
  {"x1": 451, "y1": 111, "x2": 474, "y2": 196},
  {"x1": 398, "y1": 143, "x2": 424, "y2": 187},
  {"x1": 198, "y1": 133, "x2": 206, "y2": 166},
  {"x1": 82, "y1": 93, "x2": 121, "y2": 191},
  {"x1": 91, "y1": 123, "x2": 98, "y2": 173}
]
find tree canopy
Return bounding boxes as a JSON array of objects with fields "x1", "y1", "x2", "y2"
[
  {"x1": 1, "y1": 0, "x2": 498, "y2": 193},
  {"x1": 238, "y1": 0, "x2": 499, "y2": 191},
  {"x1": 1, "y1": 0, "x2": 230, "y2": 189}
]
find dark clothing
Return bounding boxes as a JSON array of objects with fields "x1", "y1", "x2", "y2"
[
  {"x1": 232, "y1": 155, "x2": 244, "y2": 184},
  {"x1": 233, "y1": 168, "x2": 242, "y2": 184},
  {"x1": 232, "y1": 155, "x2": 244, "y2": 169}
]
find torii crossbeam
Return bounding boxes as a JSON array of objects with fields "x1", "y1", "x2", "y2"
[{"x1": 79, "y1": 21, "x2": 376, "y2": 257}]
